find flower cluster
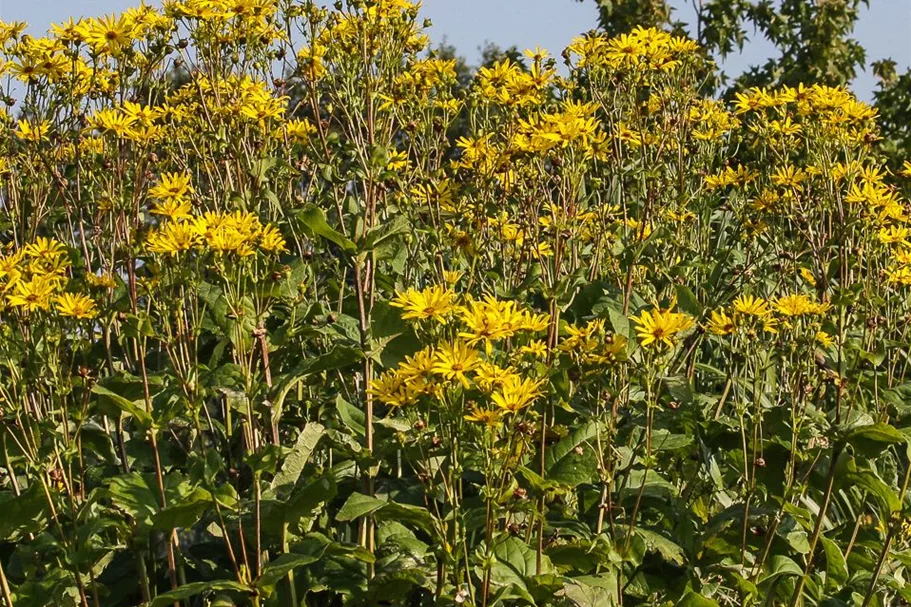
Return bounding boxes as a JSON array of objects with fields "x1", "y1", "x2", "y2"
[
  {"x1": 376, "y1": 286, "x2": 550, "y2": 425},
  {"x1": 0, "y1": 238, "x2": 96, "y2": 318},
  {"x1": 146, "y1": 210, "x2": 286, "y2": 257}
]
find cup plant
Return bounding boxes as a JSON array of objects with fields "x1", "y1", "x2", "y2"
[{"x1": 0, "y1": 1, "x2": 908, "y2": 606}]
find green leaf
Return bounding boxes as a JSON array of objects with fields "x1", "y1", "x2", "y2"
[
  {"x1": 285, "y1": 477, "x2": 337, "y2": 526},
  {"x1": 561, "y1": 578, "x2": 618, "y2": 607},
  {"x1": 487, "y1": 536, "x2": 552, "y2": 604},
  {"x1": 336, "y1": 395, "x2": 366, "y2": 438},
  {"x1": 844, "y1": 471, "x2": 901, "y2": 514},
  {"x1": 297, "y1": 204, "x2": 356, "y2": 254},
  {"x1": 0, "y1": 485, "x2": 49, "y2": 540},
  {"x1": 493, "y1": 536, "x2": 554, "y2": 577},
  {"x1": 121, "y1": 312, "x2": 155, "y2": 338},
  {"x1": 843, "y1": 422, "x2": 907, "y2": 456},
  {"x1": 107, "y1": 473, "x2": 160, "y2": 526},
  {"x1": 544, "y1": 420, "x2": 600, "y2": 487},
  {"x1": 608, "y1": 305, "x2": 630, "y2": 339},
  {"x1": 844, "y1": 471, "x2": 902, "y2": 518},
  {"x1": 674, "y1": 284, "x2": 701, "y2": 316},
  {"x1": 150, "y1": 581, "x2": 252, "y2": 607},
  {"x1": 363, "y1": 214, "x2": 410, "y2": 254},
  {"x1": 256, "y1": 551, "x2": 326, "y2": 598},
  {"x1": 676, "y1": 590, "x2": 719, "y2": 607},
  {"x1": 212, "y1": 483, "x2": 240, "y2": 510},
  {"x1": 651, "y1": 430, "x2": 694, "y2": 451},
  {"x1": 368, "y1": 144, "x2": 388, "y2": 170},
  {"x1": 777, "y1": 517, "x2": 810, "y2": 555},
  {"x1": 251, "y1": 156, "x2": 277, "y2": 185},
  {"x1": 336, "y1": 492, "x2": 386, "y2": 522},
  {"x1": 92, "y1": 384, "x2": 152, "y2": 426},
  {"x1": 547, "y1": 545, "x2": 604, "y2": 574},
  {"x1": 152, "y1": 486, "x2": 212, "y2": 530},
  {"x1": 361, "y1": 568, "x2": 430, "y2": 603},
  {"x1": 820, "y1": 536, "x2": 848, "y2": 589},
  {"x1": 375, "y1": 501, "x2": 435, "y2": 535},
  {"x1": 516, "y1": 466, "x2": 560, "y2": 495},
  {"x1": 201, "y1": 363, "x2": 246, "y2": 394},
  {"x1": 636, "y1": 528, "x2": 685, "y2": 565},
  {"x1": 620, "y1": 469, "x2": 674, "y2": 500},
  {"x1": 760, "y1": 555, "x2": 802, "y2": 585},
  {"x1": 730, "y1": 573, "x2": 758, "y2": 603},
  {"x1": 271, "y1": 423, "x2": 325, "y2": 493},
  {"x1": 377, "y1": 521, "x2": 429, "y2": 557}
]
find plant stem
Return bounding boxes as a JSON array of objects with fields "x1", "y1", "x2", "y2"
[{"x1": 788, "y1": 445, "x2": 842, "y2": 607}]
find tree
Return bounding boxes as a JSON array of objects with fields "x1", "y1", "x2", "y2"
[{"x1": 581, "y1": 0, "x2": 868, "y2": 92}]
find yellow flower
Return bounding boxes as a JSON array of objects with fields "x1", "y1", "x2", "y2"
[
  {"x1": 457, "y1": 295, "x2": 548, "y2": 352},
  {"x1": 24, "y1": 237, "x2": 67, "y2": 263},
  {"x1": 432, "y1": 341, "x2": 480, "y2": 388},
  {"x1": 397, "y1": 348, "x2": 436, "y2": 385},
  {"x1": 86, "y1": 273, "x2": 118, "y2": 290},
  {"x1": 772, "y1": 295, "x2": 806, "y2": 317},
  {"x1": 282, "y1": 118, "x2": 317, "y2": 142},
  {"x1": 886, "y1": 265, "x2": 911, "y2": 286},
  {"x1": 706, "y1": 309, "x2": 736, "y2": 336},
  {"x1": 146, "y1": 222, "x2": 198, "y2": 256},
  {"x1": 464, "y1": 405, "x2": 502, "y2": 428},
  {"x1": 15, "y1": 119, "x2": 50, "y2": 142},
  {"x1": 733, "y1": 87, "x2": 775, "y2": 114},
  {"x1": 369, "y1": 371, "x2": 419, "y2": 407},
  {"x1": 523, "y1": 46, "x2": 549, "y2": 61},
  {"x1": 520, "y1": 340, "x2": 548, "y2": 358},
  {"x1": 77, "y1": 14, "x2": 134, "y2": 56},
  {"x1": 391, "y1": 286, "x2": 458, "y2": 323},
  {"x1": 7, "y1": 275, "x2": 58, "y2": 312},
  {"x1": 879, "y1": 226, "x2": 910, "y2": 246},
  {"x1": 238, "y1": 89, "x2": 287, "y2": 123},
  {"x1": 149, "y1": 172, "x2": 194, "y2": 202},
  {"x1": 89, "y1": 108, "x2": 137, "y2": 137},
  {"x1": 442, "y1": 270, "x2": 463, "y2": 285},
  {"x1": 799, "y1": 268, "x2": 817, "y2": 287},
  {"x1": 771, "y1": 165, "x2": 808, "y2": 188},
  {"x1": 258, "y1": 225, "x2": 287, "y2": 254},
  {"x1": 24, "y1": 237, "x2": 70, "y2": 276},
  {"x1": 733, "y1": 294, "x2": 771, "y2": 318},
  {"x1": 190, "y1": 211, "x2": 260, "y2": 257},
  {"x1": 474, "y1": 362, "x2": 516, "y2": 392},
  {"x1": 386, "y1": 150, "x2": 410, "y2": 172},
  {"x1": 769, "y1": 116, "x2": 801, "y2": 136},
  {"x1": 0, "y1": 250, "x2": 25, "y2": 285},
  {"x1": 900, "y1": 518, "x2": 911, "y2": 543},
  {"x1": 121, "y1": 101, "x2": 160, "y2": 125},
  {"x1": 560, "y1": 318, "x2": 605, "y2": 351},
  {"x1": 762, "y1": 317, "x2": 780, "y2": 334},
  {"x1": 56, "y1": 293, "x2": 98, "y2": 319},
  {"x1": 297, "y1": 44, "x2": 327, "y2": 80},
  {"x1": 773, "y1": 294, "x2": 829, "y2": 317},
  {"x1": 630, "y1": 306, "x2": 694, "y2": 349},
  {"x1": 518, "y1": 310, "x2": 551, "y2": 333},
  {"x1": 150, "y1": 199, "x2": 193, "y2": 221},
  {"x1": 491, "y1": 375, "x2": 543, "y2": 413},
  {"x1": 816, "y1": 331, "x2": 834, "y2": 348},
  {"x1": 704, "y1": 165, "x2": 757, "y2": 188}
]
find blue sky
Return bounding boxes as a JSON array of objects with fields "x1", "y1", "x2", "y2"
[{"x1": 0, "y1": 0, "x2": 908, "y2": 100}]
